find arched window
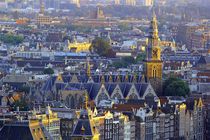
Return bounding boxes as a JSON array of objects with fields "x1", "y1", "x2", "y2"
[
  {"x1": 112, "y1": 92, "x2": 122, "y2": 99},
  {"x1": 97, "y1": 92, "x2": 109, "y2": 104},
  {"x1": 128, "y1": 93, "x2": 138, "y2": 99},
  {"x1": 65, "y1": 95, "x2": 71, "y2": 107},
  {"x1": 65, "y1": 95, "x2": 75, "y2": 109},
  {"x1": 78, "y1": 96, "x2": 83, "y2": 108},
  {"x1": 145, "y1": 93, "x2": 154, "y2": 102},
  {"x1": 153, "y1": 66, "x2": 157, "y2": 78},
  {"x1": 70, "y1": 96, "x2": 75, "y2": 109}
]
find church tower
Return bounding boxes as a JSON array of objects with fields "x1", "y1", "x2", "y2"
[
  {"x1": 144, "y1": 12, "x2": 163, "y2": 95},
  {"x1": 40, "y1": 0, "x2": 45, "y2": 15}
]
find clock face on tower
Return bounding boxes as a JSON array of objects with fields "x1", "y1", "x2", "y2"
[{"x1": 152, "y1": 47, "x2": 160, "y2": 60}]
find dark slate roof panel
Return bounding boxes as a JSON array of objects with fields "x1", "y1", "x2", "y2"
[
  {"x1": 139, "y1": 83, "x2": 148, "y2": 97},
  {"x1": 88, "y1": 83, "x2": 101, "y2": 100},
  {"x1": 0, "y1": 125, "x2": 33, "y2": 140},
  {"x1": 72, "y1": 109, "x2": 93, "y2": 137},
  {"x1": 105, "y1": 83, "x2": 117, "y2": 96},
  {"x1": 72, "y1": 120, "x2": 93, "y2": 136}
]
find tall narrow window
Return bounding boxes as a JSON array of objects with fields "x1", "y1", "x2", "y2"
[{"x1": 153, "y1": 66, "x2": 157, "y2": 78}]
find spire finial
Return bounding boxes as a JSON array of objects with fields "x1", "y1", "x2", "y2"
[
  {"x1": 84, "y1": 92, "x2": 89, "y2": 109},
  {"x1": 152, "y1": 9, "x2": 156, "y2": 20},
  {"x1": 101, "y1": 74, "x2": 105, "y2": 84},
  {"x1": 109, "y1": 74, "x2": 113, "y2": 83},
  {"x1": 133, "y1": 73, "x2": 137, "y2": 83},
  {"x1": 81, "y1": 125, "x2": 85, "y2": 133},
  {"x1": 125, "y1": 72, "x2": 129, "y2": 82},
  {"x1": 56, "y1": 73, "x2": 63, "y2": 83}
]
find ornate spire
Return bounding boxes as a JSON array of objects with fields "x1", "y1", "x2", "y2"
[
  {"x1": 146, "y1": 10, "x2": 160, "y2": 61},
  {"x1": 132, "y1": 73, "x2": 137, "y2": 83},
  {"x1": 116, "y1": 74, "x2": 121, "y2": 83},
  {"x1": 72, "y1": 35, "x2": 77, "y2": 43},
  {"x1": 81, "y1": 125, "x2": 85, "y2": 134},
  {"x1": 197, "y1": 98, "x2": 203, "y2": 108},
  {"x1": 101, "y1": 75, "x2": 105, "y2": 84},
  {"x1": 140, "y1": 74, "x2": 146, "y2": 83},
  {"x1": 109, "y1": 74, "x2": 113, "y2": 83},
  {"x1": 125, "y1": 73, "x2": 129, "y2": 82},
  {"x1": 84, "y1": 92, "x2": 89, "y2": 109},
  {"x1": 149, "y1": 11, "x2": 159, "y2": 40},
  {"x1": 56, "y1": 73, "x2": 63, "y2": 83}
]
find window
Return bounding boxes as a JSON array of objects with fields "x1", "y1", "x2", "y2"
[
  {"x1": 65, "y1": 95, "x2": 75, "y2": 108},
  {"x1": 112, "y1": 92, "x2": 122, "y2": 99},
  {"x1": 128, "y1": 93, "x2": 138, "y2": 99},
  {"x1": 97, "y1": 92, "x2": 109, "y2": 104},
  {"x1": 153, "y1": 66, "x2": 157, "y2": 78}
]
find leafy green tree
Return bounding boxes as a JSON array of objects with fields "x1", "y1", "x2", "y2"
[
  {"x1": 136, "y1": 52, "x2": 146, "y2": 62},
  {"x1": 163, "y1": 77, "x2": 190, "y2": 97},
  {"x1": 122, "y1": 56, "x2": 136, "y2": 64},
  {"x1": 111, "y1": 56, "x2": 136, "y2": 68},
  {"x1": 67, "y1": 25, "x2": 91, "y2": 33},
  {"x1": 112, "y1": 61, "x2": 125, "y2": 69},
  {"x1": 43, "y1": 68, "x2": 54, "y2": 75},
  {"x1": 118, "y1": 24, "x2": 132, "y2": 31},
  {"x1": 0, "y1": 33, "x2": 24, "y2": 45},
  {"x1": 90, "y1": 37, "x2": 113, "y2": 57}
]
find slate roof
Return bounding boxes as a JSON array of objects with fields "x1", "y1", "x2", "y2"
[
  {"x1": 3, "y1": 74, "x2": 30, "y2": 83},
  {"x1": 0, "y1": 123, "x2": 33, "y2": 140},
  {"x1": 64, "y1": 83, "x2": 148, "y2": 100},
  {"x1": 15, "y1": 60, "x2": 65, "y2": 67},
  {"x1": 71, "y1": 109, "x2": 94, "y2": 137},
  {"x1": 41, "y1": 74, "x2": 144, "y2": 92},
  {"x1": 197, "y1": 55, "x2": 207, "y2": 65}
]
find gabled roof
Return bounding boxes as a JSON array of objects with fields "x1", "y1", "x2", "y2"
[
  {"x1": 71, "y1": 109, "x2": 94, "y2": 137},
  {"x1": 62, "y1": 83, "x2": 151, "y2": 100},
  {"x1": 197, "y1": 55, "x2": 206, "y2": 64}
]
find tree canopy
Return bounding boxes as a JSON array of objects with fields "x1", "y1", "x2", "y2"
[
  {"x1": 90, "y1": 37, "x2": 115, "y2": 57},
  {"x1": 111, "y1": 56, "x2": 136, "y2": 69},
  {"x1": 136, "y1": 52, "x2": 146, "y2": 62},
  {"x1": 43, "y1": 68, "x2": 54, "y2": 75},
  {"x1": 0, "y1": 33, "x2": 24, "y2": 45},
  {"x1": 163, "y1": 77, "x2": 190, "y2": 97}
]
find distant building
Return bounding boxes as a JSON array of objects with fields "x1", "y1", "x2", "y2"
[
  {"x1": 143, "y1": 0, "x2": 153, "y2": 6},
  {"x1": 36, "y1": 14, "x2": 52, "y2": 25},
  {"x1": 30, "y1": 106, "x2": 62, "y2": 140},
  {"x1": 177, "y1": 23, "x2": 205, "y2": 48},
  {"x1": 36, "y1": 0, "x2": 52, "y2": 25},
  {"x1": 72, "y1": 0, "x2": 80, "y2": 7},
  {"x1": 125, "y1": 0, "x2": 136, "y2": 6},
  {"x1": 73, "y1": 6, "x2": 118, "y2": 27},
  {"x1": 191, "y1": 30, "x2": 210, "y2": 50},
  {"x1": 0, "y1": 106, "x2": 62, "y2": 140},
  {"x1": 68, "y1": 39, "x2": 91, "y2": 53},
  {"x1": 115, "y1": 0, "x2": 120, "y2": 5},
  {"x1": 71, "y1": 97, "x2": 100, "y2": 140},
  {"x1": 178, "y1": 98, "x2": 204, "y2": 140},
  {"x1": 42, "y1": 73, "x2": 158, "y2": 107}
]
